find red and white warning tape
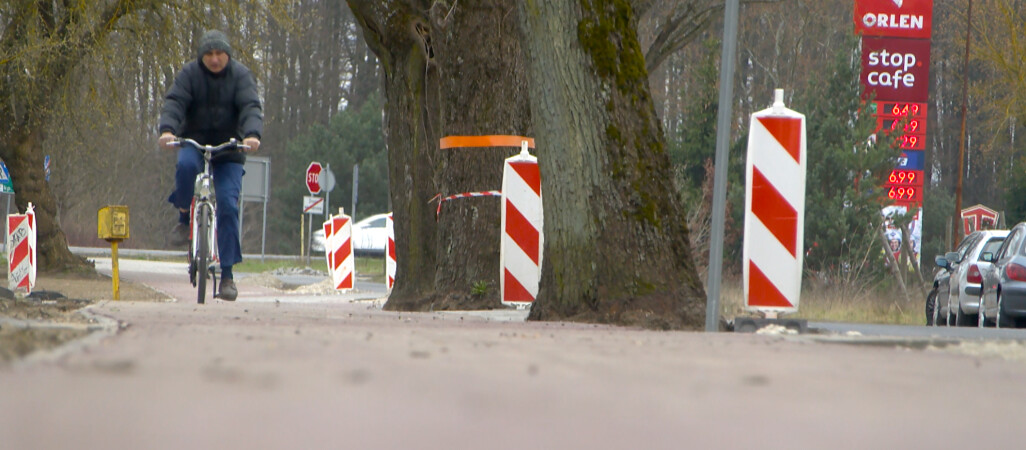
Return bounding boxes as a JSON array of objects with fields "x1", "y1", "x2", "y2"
[{"x1": 430, "y1": 190, "x2": 502, "y2": 218}]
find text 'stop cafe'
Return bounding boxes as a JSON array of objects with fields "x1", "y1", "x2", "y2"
[{"x1": 856, "y1": 0, "x2": 933, "y2": 210}]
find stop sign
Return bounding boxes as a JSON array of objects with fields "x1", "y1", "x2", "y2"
[{"x1": 306, "y1": 162, "x2": 323, "y2": 194}]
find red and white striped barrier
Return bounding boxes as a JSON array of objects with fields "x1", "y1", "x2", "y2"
[
  {"x1": 386, "y1": 213, "x2": 396, "y2": 291},
  {"x1": 7, "y1": 203, "x2": 36, "y2": 294},
  {"x1": 743, "y1": 90, "x2": 806, "y2": 314},
  {"x1": 500, "y1": 142, "x2": 543, "y2": 307},
  {"x1": 432, "y1": 191, "x2": 502, "y2": 218},
  {"x1": 322, "y1": 212, "x2": 354, "y2": 291}
]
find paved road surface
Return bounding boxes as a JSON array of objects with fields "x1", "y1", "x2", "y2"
[{"x1": 2, "y1": 259, "x2": 1025, "y2": 449}]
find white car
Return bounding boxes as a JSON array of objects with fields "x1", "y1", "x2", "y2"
[
  {"x1": 310, "y1": 213, "x2": 390, "y2": 256},
  {"x1": 351, "y1": 213, "x2": 390, "y2": 256}
]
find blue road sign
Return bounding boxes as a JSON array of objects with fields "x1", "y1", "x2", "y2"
[{"x1": 0, "y1": 161, "x2": 13, "y2": 194}]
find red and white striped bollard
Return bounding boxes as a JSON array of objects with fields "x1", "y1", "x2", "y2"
[
  {"x1": 323, "y1": 211, "x2": 354, "y2": 291},
  {"x1": 743, "y1": 90, "x2": 806, "y2": 315},
  {"x1": 7, "y1": 203, "x2": 36, "y2": 294},
  {"x1": 500, "y1": 141, "x2": 543, "y2": 307},
  {"x1": 385, "y1": 213, "x2": 396, "y2": 292}
]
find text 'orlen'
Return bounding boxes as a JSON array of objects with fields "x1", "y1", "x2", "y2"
[{"x1": 862, "y1": 13, "x2": 925, "y2": 30}]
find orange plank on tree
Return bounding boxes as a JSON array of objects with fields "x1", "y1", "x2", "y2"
[{"x1": 440, "y1": 135, "x2": 535, "y2": 149}]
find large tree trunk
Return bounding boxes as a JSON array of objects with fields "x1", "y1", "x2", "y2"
[
  {"x1": 350, "y1": 1, "x2": 531, "y2": 311},
  {"x1": 430, "y1": 1, "x2": 532, "y2": 309},
  {"x1": 519, "y1": 0, "x2": 706, "y2": 329},
  {"x1": 347, "y1": 1, "x2": 442, "y2": 309}
]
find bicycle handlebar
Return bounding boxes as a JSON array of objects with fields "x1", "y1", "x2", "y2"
[{"x1": 171, "y1": 138, "x2": 251, "y2": 153}]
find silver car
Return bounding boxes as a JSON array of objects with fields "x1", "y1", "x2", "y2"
[
  {"x1": 940, "y1": 229, "x2": 1007, "y2": 326},
  {"x1": 979, "y1": 222, "x2": 1026, "y2": 328},
  {"x1": 929, "y1": 234, "x2": 976, "y2": 326},
  {"x1": 931, "y1": 230, "x2": 1009, "y2": 325}
]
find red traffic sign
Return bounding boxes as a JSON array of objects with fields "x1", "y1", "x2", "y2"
[{"x1": 306, "y1": 162, "x2": 323, "y2": 194}]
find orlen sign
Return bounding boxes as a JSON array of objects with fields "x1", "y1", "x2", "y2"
[
  {"x1": 855, "y1": 0, "x2": 933, "y2": 39},
  {"x1": 860, "y1": 37, "x2": 930, "y2": 103}
]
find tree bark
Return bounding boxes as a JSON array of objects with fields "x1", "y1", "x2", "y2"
[
  {"x1": 347, "y1": 1, "x2": 442, "y2": 309},
  {"x1": 349, "y1": 1, "x2": 531, "y2": 311},
  {"x1": 430, "y1": 1, "x2": 532, "y2": 309},
  {"x1": 519, "y1": 0, "x2": 706, "y2": 329}
]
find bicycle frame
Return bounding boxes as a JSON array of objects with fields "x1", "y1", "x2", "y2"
[
  {"x1": 190, "y1": 170, "x2": 219, "y2": 278},
  {"x1": 173, "y1": 138, "x2": 247, "y2": 303}
]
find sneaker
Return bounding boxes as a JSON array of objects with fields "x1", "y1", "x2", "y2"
[
  {"x1": 218, "y1": 278, "x2": 238, "y2": 301},
  {"x1": 168, "y1": 223, "x2": 189, "y2": 247}
]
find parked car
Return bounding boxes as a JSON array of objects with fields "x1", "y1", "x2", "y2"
[
  {"x1": 941, "y1": 229, "x2": 1007, "y2": 326},
  {"x1": 311, "y1": 228, "x2": 326, "y2": 253},
  {"x1": 928, "y1": 232, "x2": 982, "y2": 326},
  {"x1": 310, "y1": 213, "x2": 390, "y2": 256},
  {"x1": 979, "y1": 222, "x2": 1026, "y2": 328},
  {"x1": 351, "y1": 213, "x2": 390, "y2": 256}
]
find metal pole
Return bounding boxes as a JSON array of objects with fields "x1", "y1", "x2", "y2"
[
  {"x1": 261, "y1": 198, "x2": 268, "y2": 262},
  {"x1": 325, "y1": 163, "x2": 331, "y2": 222},
  {"x1": 111, "y1": 240, "x2": 120, "y2": 300},
  {"x1": 307, "y1": 214, "x2": 313, "y2": 267},
  {"x1": 262, "y1": 160, "x2": 269, "y2": 261},
  {"x1": 954, "y1": 0, "x2": 972, "y2": 249},
  {"x1": 352, "y1": 163, "x2": 359, "y2": 221},
  {"x1": 706, "y1": 0, "x2": 741, "y2": 332}
]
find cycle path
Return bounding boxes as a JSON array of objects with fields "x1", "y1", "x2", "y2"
[{"x1": 2, "y1": 260, "x2": 1025, "y2": 448}]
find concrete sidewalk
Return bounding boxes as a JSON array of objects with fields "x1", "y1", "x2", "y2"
[
  {"x1": 2, "y1": 293, "x2": 1026, "y2": 449},
  {"x1": 3, "y1": 258, "x2": 1026, "y2": 448}
]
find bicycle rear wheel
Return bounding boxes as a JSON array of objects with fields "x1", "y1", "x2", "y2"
[{"x1": 196, "y1": 203, "x2": 211, "y2": 304}]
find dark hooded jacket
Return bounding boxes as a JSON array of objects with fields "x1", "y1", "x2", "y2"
[{"x1": 158, "y1": 58, "x2": 263, "y2": 164}]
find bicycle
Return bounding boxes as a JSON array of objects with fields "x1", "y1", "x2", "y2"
[{"x1": 170, "y1": 138, "x2": 249, "y2": 304}]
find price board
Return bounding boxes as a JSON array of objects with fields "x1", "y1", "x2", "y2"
[
  {"x1": 877, "y1": 116, "x2": 928, "y2": 135},
  {"x1": 886, "y1": 185, "x2": 923, "y2": 204},
  {"x1": 886, "y1": 169, "x2": 923, "y2": 186},
  {"x1": 874, "y1": 102, "x2": 928, "y2": 119},
  {"x1": 894, "y1": 133, "x2": 926, "y2": 150},
  {"x1": 874, "y1": 102, "x2": 927, "y2": 207}
]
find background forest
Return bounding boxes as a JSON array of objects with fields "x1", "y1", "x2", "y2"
[{"x1": 8, "y1": 0, "x2": 1023, "y2": 288}]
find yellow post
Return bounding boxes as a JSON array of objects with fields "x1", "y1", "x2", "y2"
[
  {"x1": 98, "y1": 205, "x2": 130, "y2": 301},
  {"x1": 111, "y1": 240, "x2": 120, "y2": 300}
]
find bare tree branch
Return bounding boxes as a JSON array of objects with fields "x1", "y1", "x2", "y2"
[{"x1": 641, "y1": 0, "x2": 781, "y2": 73}]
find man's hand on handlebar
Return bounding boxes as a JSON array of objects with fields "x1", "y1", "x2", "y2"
[
  {"x1": 159, "y1": 132, "x2": 177, "y2": 151},
  {"x1": 161, "y1": 133, "x2": 258, "y2": 153},
  {"x1": 243, "y1": 136, "x2": 260, "y2": 153}
]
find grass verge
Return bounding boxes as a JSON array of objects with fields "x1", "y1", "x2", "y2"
[
  {"x1": 718, "y1": 275, "x2": 925, "y2": 326},
  {"x1": 234, "y1": 255, "x2": 386, "y2": 282}
]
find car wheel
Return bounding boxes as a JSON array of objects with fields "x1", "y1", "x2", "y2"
[
  {"x1": 997, "y1": 291, "x2": 1015, "y2": 329},
  {"x1": 925, "y1": 290, "x2": 937, "y2": 326}
]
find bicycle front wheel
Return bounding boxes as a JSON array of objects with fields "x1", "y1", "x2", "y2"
[{"x1": 196, "y1": 203, "x2": 212, "y2": 304}]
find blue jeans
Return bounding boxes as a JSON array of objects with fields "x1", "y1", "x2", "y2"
[{"x1": 168, "y1": 147, "x2": 244, "y2": 270}]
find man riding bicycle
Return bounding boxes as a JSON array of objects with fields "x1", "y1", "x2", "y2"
[{"x1": 158, "y1": 30, "x2": 263, "y2": 301}]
